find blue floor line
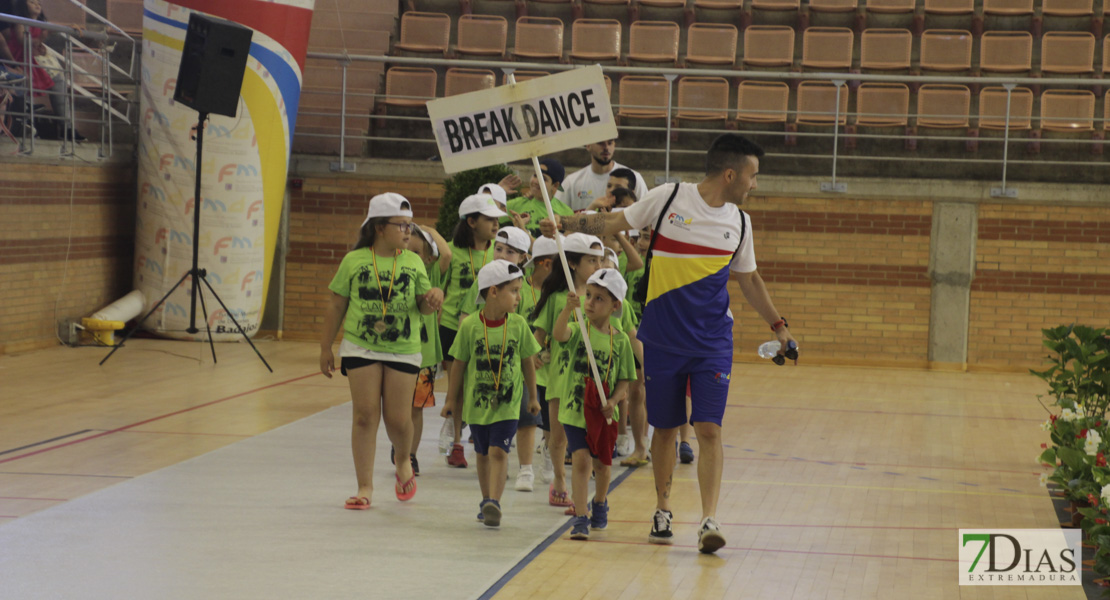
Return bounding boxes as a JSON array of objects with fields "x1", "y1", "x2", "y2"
[{"x1": 477, "y1": 463, "x2": 642, "y2": 600}]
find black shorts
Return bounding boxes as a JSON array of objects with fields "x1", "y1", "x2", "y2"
[
  {"x1": 439, "y1": 324, "x2": 458, "y2": 361},
  {"x1": 536, "y1": 385, "x2": 550, "y2": 432},
  {"x1": 340, "y1": 356, "x2": 421, "y2": 376}
]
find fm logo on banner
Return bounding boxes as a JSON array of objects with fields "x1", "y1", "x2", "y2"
[{"x1": 426, "y1": 66, "x2": 618, "y2": 173}]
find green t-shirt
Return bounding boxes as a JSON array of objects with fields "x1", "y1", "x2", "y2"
[
  {"x1": 624, "y1": 265, "x2": 645, "y2": 324},
  {"x1": 533, "y1": 288, "x2": 632, "y2": 396},
  {"x1": 419, "y1": 262, "x2": 444, "y2": 368},
  {"x1": 617, "y1": 250, "x2": 628, "y2": 275},
  {"x1": 554, "y1": 323, "x2": 636, "y2": 430},
  {"x1": 328, "y1": 248, "x2": 431, "y2": 355},
  {"x1": 439, "y1": 241, "x2": 494, "y2": 331},
  {"x1": 450, "y1": 312, "x2": 542, "y2": 425},
  {"x1": 516, "y1": 277, "x2": 544, "y2": 385},
  {"x1": 501, "y1": 195, "x2": 574, "y2": 240}
]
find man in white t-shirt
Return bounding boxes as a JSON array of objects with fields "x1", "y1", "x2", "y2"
[
  {"x1": 556, "y1": 139, "x2": 650, "y2": 211},
  {"x1": 540, "y1": 134, "x2": 799, "y2": 555}
]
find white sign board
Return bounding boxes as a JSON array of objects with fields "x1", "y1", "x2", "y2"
[{"x1": 426, "y1": 66, "x2": 618, "y2": 173}]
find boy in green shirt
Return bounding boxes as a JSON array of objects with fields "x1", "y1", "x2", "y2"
[{"x1": 444, "y1": 260, "x2": 541, "y2": 527}]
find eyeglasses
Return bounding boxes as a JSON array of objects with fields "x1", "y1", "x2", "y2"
[{"x1": 385, "y1": 221, "x2": 415, "y2": 233}]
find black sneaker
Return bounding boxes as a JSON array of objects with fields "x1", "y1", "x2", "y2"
[
  {"x1": 648, "y1": 509, "x2": 674, "y2": 545},
  {"x1": 410, "y1": 453, "x2": 420, "y2": 476}
]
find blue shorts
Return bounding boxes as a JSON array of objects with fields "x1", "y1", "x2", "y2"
[
  {"x1": 470, "y1": 420, "x2": 518, "y2": 455},
  {"x1": 519, "y1": 390, "x2": 543, "y2": 427},
  {"x1": 643, "y1": 345, "x2": 733, "y2": 429},
  {"x1": 535, "y1": 386, "x2": 550, "y2": 431},
  {"x1": 563, "y1": 424, "x2": 596, "y2": 458}
]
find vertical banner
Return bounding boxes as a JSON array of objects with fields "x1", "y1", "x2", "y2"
[{"x1": 133, "y1": 0, "x2": 313, "y2": 340}]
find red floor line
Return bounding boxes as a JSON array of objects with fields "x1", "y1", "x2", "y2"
[
  {"x1": 586, "y1": 539, "x2": 958, "y2": 562},
  {"x1": 606, "y1": 520, "x2": 956, "y2": 531},
  {"x1": 0, "y1": 371, "x2": 322, "y2": 465},
  {"x1": 726, "y1": 403, "x2": 1041, "y2": 422},
  {"x1": 0, "y1": 496, "x2": 67, "y2": 502},
  {"x1": 723, "y1": 455, "x2": 1039, "y2": 476},
  {"x1": 114, "y1": 430, "x2": 251, "y2": 438}
]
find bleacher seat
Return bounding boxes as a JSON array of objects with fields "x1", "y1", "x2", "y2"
[
  {"x1": 106, "y1": 0, "x2": 143, "y2": 34},
  {"x1": 395, "y1": 12, "x2": 451, "y2": 56},
  {"x1": 445, "y1": 68, "x2": 497, "y2": 96},
  {"x1": 1041, "y1": 0, "x2": 1093, "y2": 16},
  {"x1": 1105, "y1": 35, "x2": 1110, "y2": 75},
  {"x1": 743, "y1": 25, "x2": 795, "y2": 67},
  {"x1": 640, "y1": 0, "x2": 686, "y2": 7},
  {"x1": 736, "y1": 81, "x2": 790, "y2": 123},
  {"x1": 917, "y1": 84, "x2": 971, "y2": 128},
  {"x1": 855, "y1": 83, "x2": 910, "y2": 126},
  {"x1": 983, "y1": 0, "x2": 1034, "y2": 16},
  {"x1": 617, "y1": 76, "x2": 671, "y2": 120},
  {"x1": 510, "y1": 70, "x2": 551, "y2": 83},
  {"x1": 860, "y1": 29, "x2": 912, "y2": 70},
  {"x1": 802, "y1": 27, "x2": 854, "y2": 70},
  {"x1": 569, "y1": 19, "x2": 622, "y2": 62},
  {"x1": 513, "y1": 17, "x2": 564, "y2": 61},
  {"x1": 382, "y1": 67, "x2": 439, "y2": 106},
  {"x1": 685, "y1": 23, "x2": 738, "y2": 67},
  {"x1": 457, "y1": 15, "x2": 508, "y2": 57},
  {"x1": 42, "y1": 0, "x2": 87, "y2": 28},
  {"x1": 1040, "y1": 89, "x2": 1095, "y2": 131},
  {"x1": 750, "y1": 0, "x2": 800, "y2": 11},
  {"x1": 695, "y1": 0, "x2": 743, "y2": 10},
  {"x1": 923, "y1": 0, "x2": 974, "y2": 15},
  {"x1": 866, "y1": 0, "x2": 915, "y2": 14},
  {"x1": 628, "y1": 21, "x2": 680, "y2": 65},
  {"x1": 979, "y1": 31, "x2": 1033, "y2": 73},
  {"x1": 919, "y1": 29, "x2": 973, "y2": 72},
  {"x1": 796, "y1": 81, "x2": 850, "y2": 125},
  {"x1": 809, "y1": 0, "x2": 858, "y2": 12},
  {"x1": 676, "y1": 77, "x2": 730, "y2": 121},
  {"x1": 1040, "y1": 32, "x2": 1096, "y2": 75},
  {"x1": 978, "y1": 86, "x2": 1034, "y2": 130}
]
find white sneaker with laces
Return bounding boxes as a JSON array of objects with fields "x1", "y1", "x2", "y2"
[
  {"x1": 515, "y1": 468, "x2": 535, "y2": 492},
  {"x1": 697, "y1": 517, "x2": 726, "y2": 554}
]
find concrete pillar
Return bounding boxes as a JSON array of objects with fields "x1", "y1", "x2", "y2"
[{"x1": 928, "y1": 202, "x2": 978, "y2": 367}]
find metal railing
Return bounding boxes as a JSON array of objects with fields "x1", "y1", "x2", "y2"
[
  {"x1": 0, "y1": 12, "x2": 135, "y2": 158},
  {"x1": 300, "y1": 51, "x2": 1109, "y2": 196}
]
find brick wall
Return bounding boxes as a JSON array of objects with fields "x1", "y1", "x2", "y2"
[
  {"x1": 0, "y1": 163, "x2": 136, "y2": 355},
  {"x1": 970, "y1": 204, "x2": 1110, "y2": 368},
  {"x1": 284, "y1": 177, "x2": 444, "y2": 343}
]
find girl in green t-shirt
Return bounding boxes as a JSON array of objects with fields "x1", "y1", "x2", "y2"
[
  {"x1": 530, "y1": 233, "x2": 604, "y2": 508},
  {"x1": 320, "y1": 193, "x2": 444, "y2": 510},
  {"x1": 440, "y1": 194, "x2": 506, "y2": 468}
]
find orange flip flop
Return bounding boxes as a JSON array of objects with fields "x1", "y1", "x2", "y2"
[
  {"x1": 344, "y1": 496, "x2": 371, "y2": 510},
  {"x1": 395, "y1": 472, "x2": 417, "y2": 501}
]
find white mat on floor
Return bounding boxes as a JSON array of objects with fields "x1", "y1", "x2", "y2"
[{"x1": 0, "y1": 399, "x2": 571, "y2": 600}]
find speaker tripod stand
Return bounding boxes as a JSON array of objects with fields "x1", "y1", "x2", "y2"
[{"x1": 101, "y1": 112, "x2": 272, "y2": 372}]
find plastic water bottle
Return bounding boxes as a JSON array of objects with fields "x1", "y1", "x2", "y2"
[
  {"x1": 438, "y1": 417, "x2": 454, "y2": 455},
  {"x1": 758, "y1": 340, "x2": 798, "y2": 365}
]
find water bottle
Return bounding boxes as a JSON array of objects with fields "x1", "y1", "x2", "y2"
[
  {"x1": 758, "y1": 340, "x2": 798, "y2": 365},
  {"x1": 438, "y1": 417, "x2": 454, "y2": 455}
]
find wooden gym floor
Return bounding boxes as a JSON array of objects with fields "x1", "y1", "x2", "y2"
[{"x1": 0, "y1": 339, "x2": 1080, "y2": 599}]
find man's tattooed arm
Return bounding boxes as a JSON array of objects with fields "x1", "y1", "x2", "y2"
[{"x1": 562, "y1": 212, "x2": 610, "y2": 236}]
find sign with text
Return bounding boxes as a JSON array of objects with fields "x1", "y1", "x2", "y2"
[
  {"x1": 426, "y1": 66, "x2": 617, "y2": 173},
  {"x1": 959, "y1": 529, "x2": 1081, "y2": 586}
]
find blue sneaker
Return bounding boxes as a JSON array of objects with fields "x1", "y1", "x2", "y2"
[
  {"x1": 569, "y1": 515, "x2": 590, "y2": 540},
  {"x1": 481, "y1": 498, "x2": 501, "y2": 527},
  {"x1": 477, "y1": 498, "x2": 489, "y2": 522},
  {"x1": 679, "y1": 441, "x2": 695, "y2": 464},
  {"x1": 590, "y1": 500, "x2": 609, "y2": 530}
]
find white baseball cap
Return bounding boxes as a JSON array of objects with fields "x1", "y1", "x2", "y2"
[
  {"x1": 458, "y1": 193, "x2": 508, "y2": 219},
  {"x1": 477, "y1": 183, "x2": 508, "y2": 207},
  {"x1": 361, "y1": 192, "x2": 413, "y2": 227},
  {"x1": 476, "y1": 259, "x2": 525, "y2": 305},
  {"x1": 416, "y1": 225, "x2": 439, "y2": 257},
  {"x1": 604, "y1": 247, "x2": 620, "y2": 268},
  {"x1": 562, "y1": 233, "x2": 605, "y2": 257},
  {"x1": 524, "y1": 234, "x2": 562, "y2": 269},
  {"x1": 587, "y1": 268, "x2": 627, "y2": 318},
  {"x1": 495, "y1": 226, "x2": 531, "y2": 254}
]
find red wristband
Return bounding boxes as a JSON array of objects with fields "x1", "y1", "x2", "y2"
[{"x1": 771, "y1": 318, "x2": 788, "y2": 332}]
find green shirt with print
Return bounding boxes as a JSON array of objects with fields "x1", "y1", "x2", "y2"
[
  {"x1": 500, "y1": 195, "x2": 574, "y2": 240},
  {"x1": 624, "y1": 265, "x2": 645, "y2": 324},
  {"x1": 554, "y1": 323, "x2": 636, "y2": 430},
  {"x1": 418, "y1": 262, "x2": 445, "y2": 368},
  {"x1": 439, "y1": 241, "x2": 494, "y2": 331},
  {"x1": 450, "y1": 312, "x2": 542, "y2": 425},
  {"x1": 329, "y1": 248, "x2": 431, "y2": 355}
]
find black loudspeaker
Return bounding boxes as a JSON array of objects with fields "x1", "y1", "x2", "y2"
[{"x1": 173, "y1": 13, "x2": 253, "y2": 118}]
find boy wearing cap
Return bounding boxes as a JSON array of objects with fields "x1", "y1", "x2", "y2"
[
  {"x1": 502, "y1": 158, "x2": 574, "y2": 241},
  {"x1": 551, "y1": 268, "x2": 637, "y2": 540},
  {"x1": 443, "y1": 260, "x2": 542, "y2": 527}
]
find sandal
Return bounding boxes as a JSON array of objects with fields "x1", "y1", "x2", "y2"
[
  {"x1": 344, "y1": 496, "x2": 371, "y2": 510},
  {"x1": 619, "y1": 456, "x2": 650, "y2": 467},
  {"x1": 395, "y1": 472, "x2": 417, "y2": 501},
  {"x1": 548, "y1": 484, "x2": 573, "y2": 507}
]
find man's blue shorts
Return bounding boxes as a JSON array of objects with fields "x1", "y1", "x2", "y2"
[
  {"x1": 469, "y1": 420, "x2": 518, "y2": 455},
  {"x1": 643, "y1": 344, "x2": 733, "y2": 429}
]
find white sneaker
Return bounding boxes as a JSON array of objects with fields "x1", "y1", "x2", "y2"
[
  {"x1": 697, "y1": 517, "x2": 726, "y2": 554},
  {"x1": 614, "y1": 434, "x2": 629, "y2": 457},
  {"x1": 541, "y1": 444, "x2": 554, "y2": 483},
  {"x1": 515, "y1": 469, "x2": 535, "y2": 492}
]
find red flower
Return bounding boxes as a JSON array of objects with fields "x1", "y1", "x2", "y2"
[
  {"x1": 1098, "y1": 453, "x2": 1107, "y2": 467},
  {"x1": 1098, "y1": 519, "x2": 1107, "y2": 525},
  {"x1": 1090, "y1": 493, "x2": 1101, "y2": 507},
  {"x1": 1052, "y1": 414, "x2": 1059, "y2": 423},
  {"x1": 1041, "y1": 443, "x2": 1048, "y2": 449},
  {"x1": 1079, "y1": 429, "x2": 1089, "y2": 439},
  {"x1": 1098, "y1": 421, "x2": 1104, "y2": 427}
]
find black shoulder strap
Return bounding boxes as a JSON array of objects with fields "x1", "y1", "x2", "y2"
[{"x1": 644, "y1": 183, "x2": 682, "y2": 262}]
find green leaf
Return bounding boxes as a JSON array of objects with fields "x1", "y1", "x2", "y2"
[
  {"x1": 1039, "y1": 448, "x2": 1057, "y2": 465},
  {"x1": 1058, "y1": 446, "x2": 1088, "y2": 471}
]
